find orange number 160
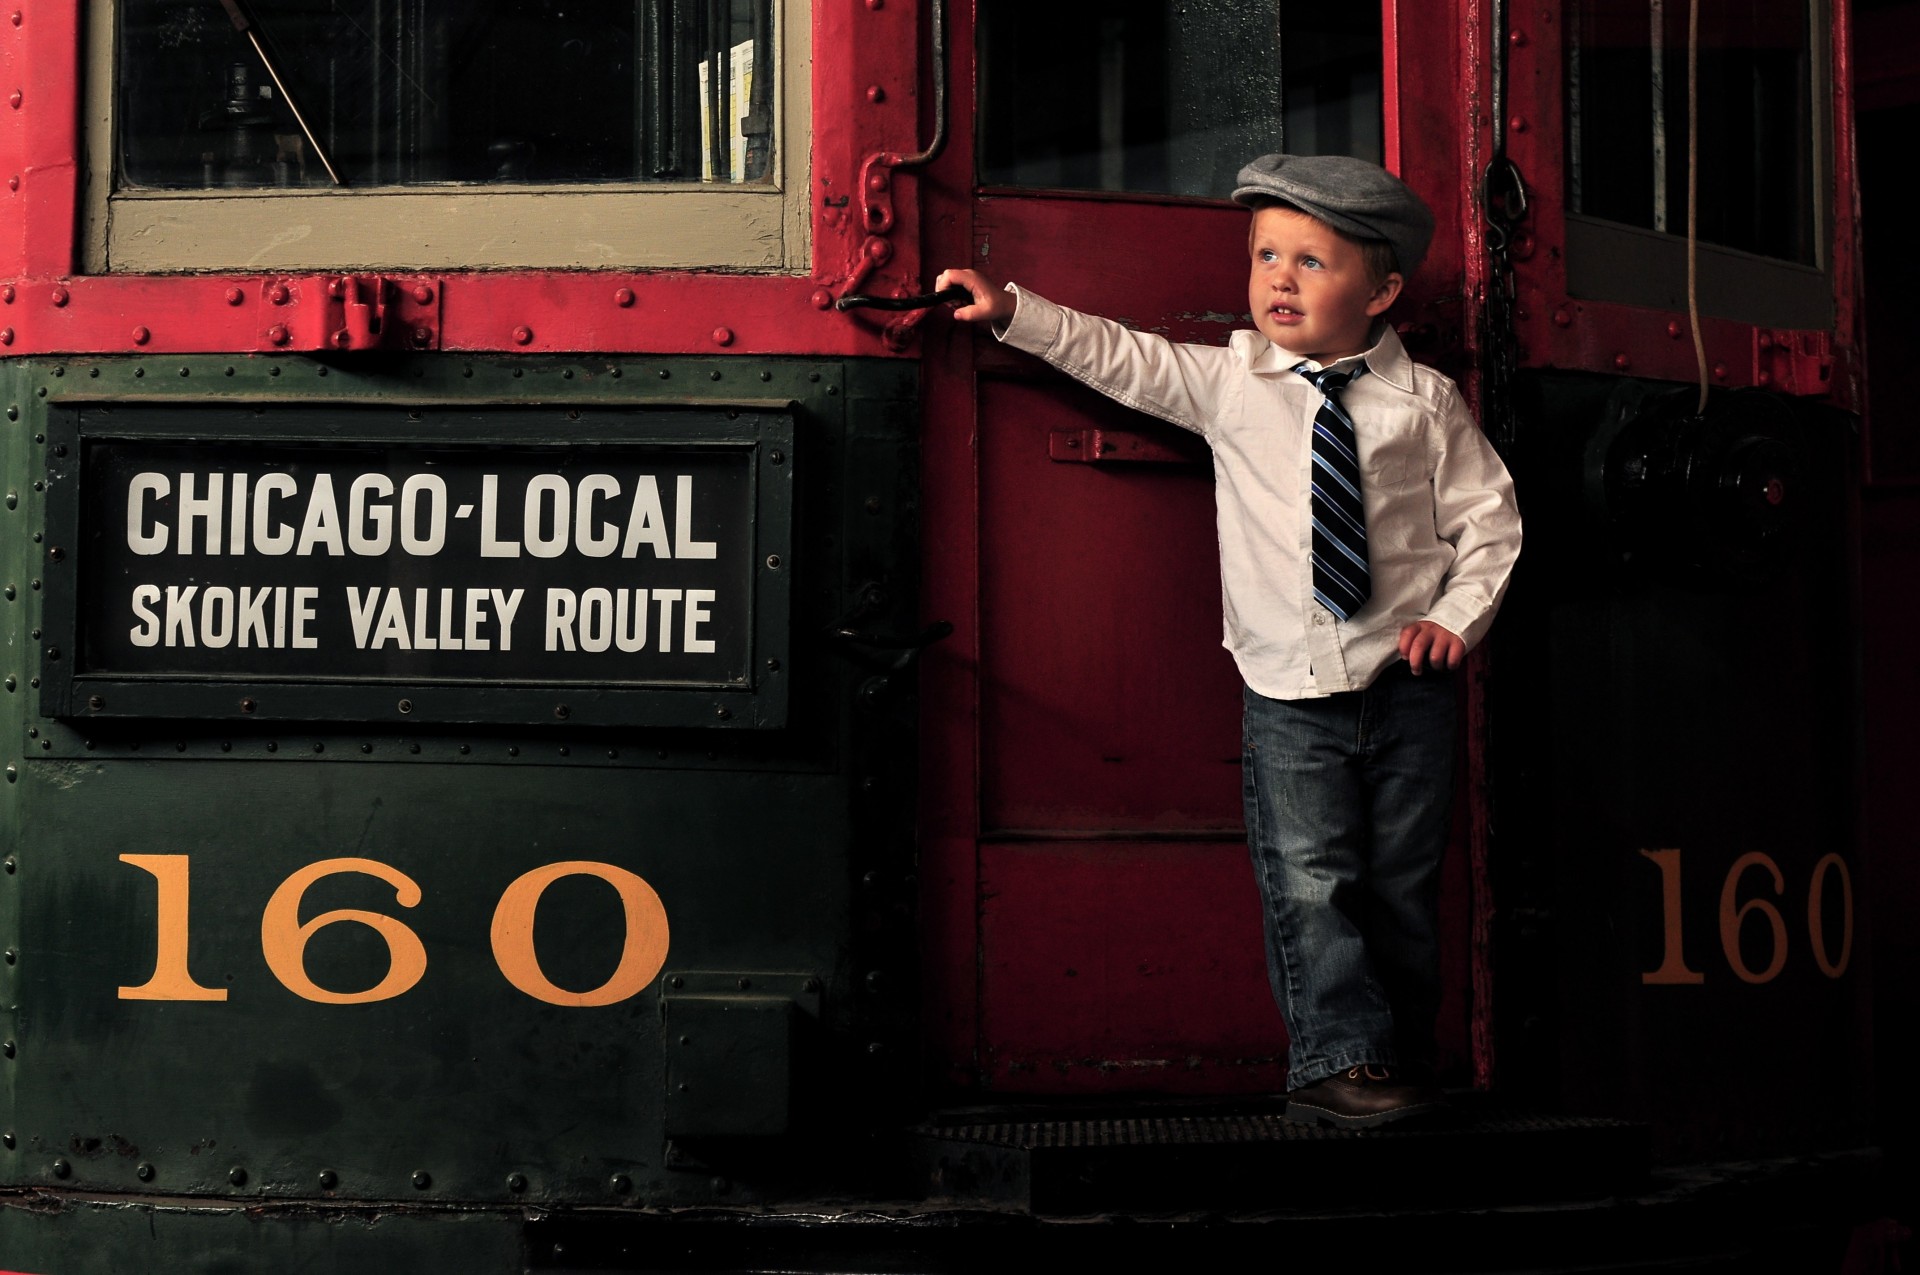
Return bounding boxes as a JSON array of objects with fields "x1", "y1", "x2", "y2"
[{"x1": 118, "y1": 854, "x2": 671, "y2": 1006}]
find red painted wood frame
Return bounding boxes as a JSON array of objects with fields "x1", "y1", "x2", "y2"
[
  {"x1": 1500, "y1": 0, "x2": 1863, "y2": 408},
  {"x1": 0, "y1": 0, "x2": 935, "y2": 357}
]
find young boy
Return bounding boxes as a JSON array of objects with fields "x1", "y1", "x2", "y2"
[{"x1": 938, "y1": 153, "x2": 1521, "y2": 1129}]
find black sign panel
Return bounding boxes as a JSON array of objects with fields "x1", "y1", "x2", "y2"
[{"x1": 42, "y1": 407, "x2": 794, "y2": 727}]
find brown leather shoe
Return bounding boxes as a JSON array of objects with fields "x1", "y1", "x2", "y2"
[{"x1": 1283, "y1": 1065, "x2": 1447, "y2": 1130}]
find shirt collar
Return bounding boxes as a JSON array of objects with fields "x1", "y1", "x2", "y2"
[{"x1": 1243, "y1": 322, "x2": 1416, "y2": 393}]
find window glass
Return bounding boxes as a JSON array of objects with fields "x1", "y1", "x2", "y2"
[
  {"x1": 117, "y1": 0, "x2": 775, "y2": 190},
  {"x1": 977, "y1": 2, "x2": 1381, "y2": 198},
  {"x1": 1569, "y1": 0, "x2": 1816, "y2": 264}
]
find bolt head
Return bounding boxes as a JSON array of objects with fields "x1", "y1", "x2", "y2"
[
  {"x1": 266, "y1": 325, "x2": 288, "y2": 345},
  {"x1": 49, "y1": 286, "x2": 67, "y2": 307},
  {"x1": 615, "y1": 287, "x2": 636, "y2": 307},
  {"x1": 512, "y1": 325, "x2": 533, "y2": 345},
  {"x1": 412, "y1": 284, "x2": 434, "y2": 304},
  {"x1": 712, "y1": 326, "x2": 734, "y2": 347}
]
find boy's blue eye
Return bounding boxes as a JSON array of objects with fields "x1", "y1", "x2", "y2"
[
  {"x1": 1259, "y1": 249, "x2": 1276, "y2": 262},
  {"x1": 1303, "y1": 256, "x2": 1323, "y2": 269}
]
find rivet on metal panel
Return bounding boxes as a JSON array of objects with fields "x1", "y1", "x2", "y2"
[
  {"x1": 2, "y1": 1040, "x2": 13, "y2": 1057},
  {"x1": 8, "y1": 91, "x2": 20, "y2": 109},
  {"x1": 87, "y1": 696, "x2": 102, "y2": 710},
  {"x1": 803, "y1": 976, "x2": 822, "y2": 993},
  {"x1": 5, "y1": 950, "x2": 17, "y2": 965},
  {"x1": 267, "y1": 325, "x2": 288, "y2": 345},
  {"x1": 669, "y1": 975, "x2": 685, "y2": 988},
  {"x1": 3, "y1": 856, "x2": 14, "y2": 872},
  {"x1": 136, "y1": 1163, "x2": 154, "y2": 1181},
  {"x1": 0, "y1": 286, "x2": 10, "y2": 302},
  {"x1": 1613, "y1": 354, "x2": 1629, "y2": 369},
  {"x1": 312, "y1": 742, "x2": 324, "y2": 753},
  {"x1": 4, "y1": 177, "x2": 13, "y2": 192},
  {"x1": 397, "y1": 699, "x2": 413, "y2": 714},
  {"x1": 50, "y1": 287, "x2": 67, "y2": 307},
  {"x1": 1509, "y1": 27, "x2": 1527, "y2": 45},
  {"x1": 863, "y1": 237, "x2": 893, "y2": 265},
  {"x1": 47, "y1": 546, "x2": 61, "y2": 562},
  {"x1": 769, "y1": 449, "x2": 784, "y2": 465},
  {"x1": 712, "y1": 327, "x2": 734, "y2": 346},
  {"x1": 225, "y1": 287, "x2": 244, "y2": 306},
  {"x1": 615, "y1": 288, "x2": 635, "y2": 307},
  {"x1": 319, "y1": 1169, "x2": 338, "y2": 1189},
  {"x1": 513, "y1": 326, "x2": 533, "y2": 345},
  {"x1": 52, "y1": 1159, "x2": 69, "y2": 1179},
  {"x1": 229, "y1": 1167, "x2": 247, "y2": 1186},
  {"x1": 507, "y1": 746, "x2": 518, "y2": 757},
  {"x1": 0, "y1": 330, "x2": 11, "y2": 346},
  {"x1": 7, "y1": 12, "x2": 17, "y2": 26},
  {"x1": 268, "y1": 284, "x2": 290, "y2": 305},
  {"x1": 867, "y1": 0, "x2": 882, "y2": 9},
  {"x1": 1509, "y1": 116, "x2": 1528, "y2": 133},
  {"x1": 610, "y1": 1174, "x2": 631, "y2": 1194},
  {"x1": 360, "y1": 743, "x2": 371, "y2": 754},
  {"x1": 1714, "y1": 363, "x2": 1728, "y2": 380},
  {"x1": 4, "y1": 767, "x2": 13, "y2": 783},
  {"x1": 737, "y1": 976, "x2": 752, "y2": 989},
  {"x1": 412, "y1": 285, "x2": 435, "y2": 305},
  {"x1": 709, "y1": 370, "x2": 721, "y2": 380},
  {"x1": 411, "y1": 326, "x2": 432, "y2": 348},
  {"x1": 240, "y1": 698, "x2": 257, "y2": 713},
  {"x1": 765, "y1": 554, "x2": 781, "y2": 569},
  {"x1": 766, "y1": 658, "x2": 780, "y2": 672},
  {"x1": 1667, "y1": 320, "x2": 1684, "y2": 339},
  {"x1": 3, "y1": 1132, "x2": 13, "y2": 1148},
  {"x1": 459, "y1": 744, "x2": 470, "y2": 755},
  {"x1": 412, "y1": 1170, "x2": 431, "y2": 1189},
  {"x1": 715, "y1": 706, "x2": 731, "y2": 721},
  {"x1": 866, "y1": 85, "x2": 886, "y2": 104},
  {"x1": 811, "y1": 289, "x2": 833, "y2": 310},
  {"x1": 1552, "y1": 309, "x2": 1572, "y2": 328},
  {"x1": 553, "y1": 704, "x2": 570, "y2": 719},
  {"x1": 507, "y1": 1173, "x2": 528, "y2": 1192}
]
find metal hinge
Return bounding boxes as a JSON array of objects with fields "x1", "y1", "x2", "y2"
[
  {"x1": 258, "y1": 275, "x2": 443, "y2": 352},
  {"x1": 1754, "y1": 328, "x2": 1833, "y2": 396}
]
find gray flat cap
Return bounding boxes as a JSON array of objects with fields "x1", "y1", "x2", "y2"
[{"x1": 1232, "y1": 153, "x2": 1434, "y2": 277}]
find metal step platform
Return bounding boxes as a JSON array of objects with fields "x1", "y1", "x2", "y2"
[{"x1": 910, "y1": 1096, "x2": 1652, "y2": 1215}]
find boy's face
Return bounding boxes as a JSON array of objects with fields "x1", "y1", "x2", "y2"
[{"x1": 1248, "y1": 206, "x2": 1403, "y2": 364}]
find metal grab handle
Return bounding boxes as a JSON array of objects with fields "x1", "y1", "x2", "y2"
[
  {"x1": 834, "y1": 284, "x2": 971, "y2": 313},
  {"x1": 827, "y1": 620, "x2": 954, "y2": 672}
]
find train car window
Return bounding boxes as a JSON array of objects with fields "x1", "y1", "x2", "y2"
[
  {"x1": 83, "y1": 0, "x2": 808, "y2": 271},
  {"x1": 977, "y1": 3, "x2": 1381, "y2": 198},
  {"x1": 1563, "y1": 0, "x2": 1831, "y2": 328}
]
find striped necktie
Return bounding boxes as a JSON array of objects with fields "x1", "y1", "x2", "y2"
[{"x1": 1296, "y1": 361, "x2": 1371, "y2": 621}]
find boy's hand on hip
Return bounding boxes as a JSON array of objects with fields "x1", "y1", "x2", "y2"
[
  {"x1": 1398, "y1": 621, "x2": 1465, "y2": 675},
  {"x1": 935, "y1": 269, "x2": 1015, "y2": 326}
]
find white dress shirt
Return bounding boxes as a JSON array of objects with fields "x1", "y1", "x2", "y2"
[{"x1": 998, "y1": 286, "x2": 1522, "y2": 700}]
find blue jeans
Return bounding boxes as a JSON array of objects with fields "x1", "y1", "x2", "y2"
[{"x1": 1241, "y1": 665, "x2": 1457, "y2": 1090}]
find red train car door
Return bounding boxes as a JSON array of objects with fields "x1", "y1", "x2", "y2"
[{"x1": 919, "y1": 3, "x2": 1480, "y2": 1096}]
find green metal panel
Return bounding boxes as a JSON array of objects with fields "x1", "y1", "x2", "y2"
[{"x1": 0, "y1": 354, "x2": 921, "y2": 1239}]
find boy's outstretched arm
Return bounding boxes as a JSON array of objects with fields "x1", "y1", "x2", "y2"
[{"x1": 935, "y1": 269, "x2": 1016, "y2": 327}]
